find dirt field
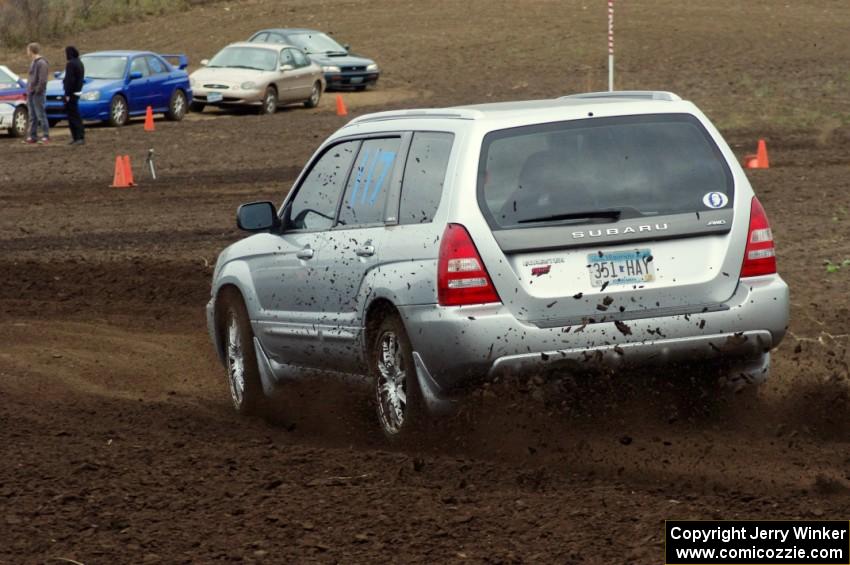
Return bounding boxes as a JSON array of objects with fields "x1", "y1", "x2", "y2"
[{"x1": 2, "y1": 1, "x2": 850, "y2": 563}]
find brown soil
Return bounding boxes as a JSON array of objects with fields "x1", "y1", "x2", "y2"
[{"x1": 2, "y1": 1, "x2": 850, "y2": 563}]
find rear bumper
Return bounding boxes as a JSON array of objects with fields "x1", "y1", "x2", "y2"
[{"x1": 400, "y1": 275, "x2": 789, "y2": 391}]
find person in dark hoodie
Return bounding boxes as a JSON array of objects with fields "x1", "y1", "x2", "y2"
[
  {"x1": 63, "y1": 46, "x2": 85, "y2": 145},
  {"x1": 24, "y1": 42, "x2": 49, "y2": 144}
]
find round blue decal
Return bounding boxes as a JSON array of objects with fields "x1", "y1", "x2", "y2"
[{"x1": 702, "y1": 192, "x2": 729, "y2": 209}]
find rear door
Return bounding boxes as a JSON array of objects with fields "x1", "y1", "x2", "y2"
[
  {"x1": 288, "y1": 48, "x2": 314, "y2": 100},
  {"x1": 127, "y1": 56, "x2": 153, "y2": 113},
  {"x1": 475, "y1": 113, "x2": 740, "y2": 326},
  {"x1": 144, "y1": 55, "x2": 170, "y2": 110},
  {"x1": 273, "y1": 48, "x2": 297, "y2": 102},
  {"x1": 313, "y1": 135, "x2": 407, "y2": 370}
]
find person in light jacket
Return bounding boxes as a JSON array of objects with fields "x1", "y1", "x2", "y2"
[
  {"x1": 25, "y1": 42, "x2": 50, "y2": 144},
  {"x1": 63, "y1": 46, "x2": 85, "y2": 145}
]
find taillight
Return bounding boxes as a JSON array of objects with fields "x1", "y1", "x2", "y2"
[
  {"x1": 438, "y1": 224, "x2": 501, "y2": 306},
  {"x1": 740, "y1": 196, "x2": 777, "y2": 277}
]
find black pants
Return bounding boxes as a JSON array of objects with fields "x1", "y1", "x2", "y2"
[{"x1": 66, "y1": 95, "x2": 84, "y2": 141}]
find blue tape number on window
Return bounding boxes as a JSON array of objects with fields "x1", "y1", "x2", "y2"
[
  {"x1": 349, "y1": 148, "x2": 370, "y2": 207},
  {"x1": 350, "y1": 148, "x2": 397, "y2": 209},
  {"x1": 368, "y1": 151, "x2": 396, "y2": 206},
  {"x1": 360, "y1": 148, "x2": 382, "y2": 205}
]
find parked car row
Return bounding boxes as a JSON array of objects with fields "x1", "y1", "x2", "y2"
[{"x1": 3, "y1": 28, "x2": 380, "y2": 134}]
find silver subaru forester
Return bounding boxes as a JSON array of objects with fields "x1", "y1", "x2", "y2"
[{"x1": 206, "y1": 91, "x2": 789, "y2": 439}]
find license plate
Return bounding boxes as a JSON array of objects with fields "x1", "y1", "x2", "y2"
[
  {"x1": 349, "y1": 76, "x2": 363, "y2": 84},
  {"x1": 207, "y1": 92, "x2": 223, "y2": 103},
  {"x1": 587, "y1": 249, "x2": 655, "y2": 287}
]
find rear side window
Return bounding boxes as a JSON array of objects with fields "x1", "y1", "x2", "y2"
[
  {"x1": 338, "y1": 138, "x2": 401, "y2": 227},
  {"x1": 250, "y1": 32, "x2": 269, "y2": 42},
  {"x1": 291, "y1": 49, "x2": 309, "y2": 68},
  {"x1": 399, "y1": 132, "x2": 453, "y2": 224},
  {"x1": 478, "y1": 114, "x2": 733, "y2": 229},
  {"x1": 288, "y1": 140, "x2": 359, "y2": 231},
  {"x1": 145, "y1": 56, "x2": 166, "y2": 74}
]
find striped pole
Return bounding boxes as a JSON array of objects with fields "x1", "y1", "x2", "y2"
[{"x1": 608, "y1": 0, "x2": 614, "y2": 91}]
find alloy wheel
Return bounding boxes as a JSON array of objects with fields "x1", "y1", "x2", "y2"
[
  {"x1": 172, "y1": 92, "x2": 185, "y2": 118},
  {"x1": 112, "y1": 98, "x2": 127, "y2": 125},
  {"x1": 264, "y1": 91, "x2": 277, "y2": 114},
  {"x1": 225, "y1": 315, "x2": 246, "y2": 409},
  {"x1": 375, "y1": 330, "x2": 408, "y2": 435},
  {"x1": 13, "y1": 107, "x2": 27, "y2": 136}
]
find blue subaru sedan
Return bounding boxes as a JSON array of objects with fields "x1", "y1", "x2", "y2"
[{"x1": 46, "y1": 51, "x2": 193, "y2": 126}]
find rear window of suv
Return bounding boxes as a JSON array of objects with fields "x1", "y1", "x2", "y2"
[{"x1": 477, "y1": 114, "x2": 733, "y2": 229}]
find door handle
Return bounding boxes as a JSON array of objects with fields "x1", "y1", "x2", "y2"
[
  {"x1": 355, "y1": 245, "x2": 375, "y2": 257},
  {"x1": 296, "y1": 247, "x2": 314, "y2": 260}
]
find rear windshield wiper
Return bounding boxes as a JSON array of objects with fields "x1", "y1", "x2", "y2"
[{"x1": 517, "y1": 209, "x2": 623, "y2": 225}]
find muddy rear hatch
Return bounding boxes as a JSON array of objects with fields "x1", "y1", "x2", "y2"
[{"x1": 476, "y1": 113, "x2": 742, "y2": 326}]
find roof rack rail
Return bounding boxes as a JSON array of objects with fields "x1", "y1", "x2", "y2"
[
  {"x1": 347, "y1": 108, "x2": 483, "y2": 126},
  {"x1": 562, "y1": 90, "x2": 682, "y2": 102}
]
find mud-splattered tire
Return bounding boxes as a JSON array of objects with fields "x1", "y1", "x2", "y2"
[
  {"x1": 671, "y1": 361, "x2": 762, "y2": 419},
  {"x1": 219, "y1": 292, "x2": 264, "y2": 415},
  {"x1": 370, "y1": 314, "x2": 426, "y2": 441}
]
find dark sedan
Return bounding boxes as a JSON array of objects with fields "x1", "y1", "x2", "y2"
[{"x1": 248, "y1": 28, "x2": 379, "y2": 90}]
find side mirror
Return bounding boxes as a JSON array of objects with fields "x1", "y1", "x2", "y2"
[
  {"x1": 53, "y1": 71, "x2": 61, "y2": 79},
  {"x1": 343, "y1": 43, "x2": 351, "y2": 51},
  {"x1": 237, "y1": 201, "x2": 280, "y2": 232},
  {"x1": 200, "y1": 59, "x2": 209, "y2": 66},
  {"x1": 129, "y1": 71, "x2": 144, "y2": 80},
  {"x1": 280, "y1": 64, "x2": 294, "y2": 72}
]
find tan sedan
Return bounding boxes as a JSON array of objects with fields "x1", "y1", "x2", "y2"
[{"x1": 189, "y1": 42, "x2": 325, "y2": 114}]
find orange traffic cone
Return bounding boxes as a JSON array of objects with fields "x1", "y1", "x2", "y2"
[
  {"x1": 744, "y1": 139, "x2": 769, "y2": 169},
  {"x1": 110, "y1": 155, "x2": 136, "y2": 188},
  {"x1": 122, "y1": 155, "x2": 136, "y2": 185},
  {"x1": 144, "y1": 106, "x2": 155, "y2": 132},
  {"x1": 110, "y1": 155, "x2": 128, "y2": 188},
  {"x1": 335, "y1": 94, "x2": 347, "y2": 117}
]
